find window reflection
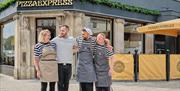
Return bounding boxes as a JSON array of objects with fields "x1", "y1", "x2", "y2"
[
  {"x1": 2, "y1": 21, "x2": 15, "y2": 66},
  {"x1": 124, "y1": 22, "x2": 143, "y2": 54},
  {"x1": 90, "y1": 18, "x2": 111, "y2": 34},
  {"x1": 88, "y1": 17, "x2": 113, "y2": 41}
]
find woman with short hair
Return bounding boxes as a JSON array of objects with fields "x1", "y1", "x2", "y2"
[{"x1": 34, "y1": 29, "x2": 58, "y2": 91}]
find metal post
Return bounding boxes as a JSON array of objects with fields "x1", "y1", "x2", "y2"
[
  {"x1": 134, "y1": 50, "x2": 138, "y2": 82},
  {"x1": 166, "y1": 49, "x2": 170, "y2": 81}
]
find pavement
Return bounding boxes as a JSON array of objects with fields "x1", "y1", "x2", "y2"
[{"x1": 0, "y1": 73, "x2": 180, "y2": 91}]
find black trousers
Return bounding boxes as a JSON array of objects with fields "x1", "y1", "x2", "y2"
[
  {"x1": 80, "y1": 83, "x2": 93, "y2": 91},
  {"x1": 58, "y1": 64, "x2": 72, "y2": 91},
  {"x1": 41, "y1": 82, "x2": 56, "y2": 91},
  {"x1": 96, "y1": 87, "x2": 110, "y2": 91}
]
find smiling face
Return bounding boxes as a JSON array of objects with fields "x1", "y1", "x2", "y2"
[
  {"x1": 59, "y1": 26, "x2": 69, "y2": 37},
  {"x1": 44, "y1": 32, "x2": 51, "y2": 43},
  {"x1": 97, "y1": 33, "x2": 106, "y2": 44}
]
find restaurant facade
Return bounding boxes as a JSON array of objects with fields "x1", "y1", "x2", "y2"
[{"x1": 0, "y1": 0, "x2": 180, "y2": 79}]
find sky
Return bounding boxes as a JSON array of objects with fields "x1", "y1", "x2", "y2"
[{"x1": 3, "y1": 21, "x2": 15, "y2": 39}]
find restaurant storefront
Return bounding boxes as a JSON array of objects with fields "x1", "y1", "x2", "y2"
[
  {"x1": 0, "y1": 0, "x2": 179, "y2": 79},
  {"x1": 138, "y1": 19, "x2": 180, "y2": 54}
]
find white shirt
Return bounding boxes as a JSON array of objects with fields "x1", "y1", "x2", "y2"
[{"x1": 51, "y1": 36, "x2": 77, "y2": 64}]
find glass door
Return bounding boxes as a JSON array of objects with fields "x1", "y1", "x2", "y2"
[{"x1": 36, "y1": 18, "x2": 56, "y2": 43}]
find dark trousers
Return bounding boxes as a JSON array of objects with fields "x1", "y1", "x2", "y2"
[
  {"x1": 58, "y1": 64, "x2": 72, "y2": 91},
  {"x1": 96, "y1": 87, "x2": 110, "y2": 91},
  {"x1": 80, "y1": 83, "x2": 93, "y2": 91},
  {"x1": 41, "y1": 82, "x2": 56, "y2": 91}
]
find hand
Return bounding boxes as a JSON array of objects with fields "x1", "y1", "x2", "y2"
[
  {"x1": 105, "y1": 39, "x2": 113, "y2": 51},
  {"x1": 36, "y1": 70, "x2": 41, "y2": 78},
  {"x1": 107, "y1": 45, "x2": 113, "y2": 51},
  {"x1": 108, "y1": 69, "x2": 112, "y2": 76},
  {"x1": 73, "y1": 45, "x2": 79, "y2": 53},
  {"x1": 105, "y1": 39, "x2": 110, "y2": 45}
]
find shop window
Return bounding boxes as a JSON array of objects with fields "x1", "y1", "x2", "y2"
[
  {"x1": 1, "y1": 21, "x2": 15, "y2": 66},
  {"x1": 90, "y1": 18, "x2": 111, "y2": 34},
  {"x1": 89, "y1": 17, "x2": 113, "y2": 43},
  {"x1": 92, "y1": 22, "x2": 97, "y2": 29},
  {"x1": 124, "y1": 22, "x2": 143, "y2": 53}
]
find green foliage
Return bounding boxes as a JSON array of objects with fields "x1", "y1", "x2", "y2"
[
  {"x1": 80, "y1": 0, "x2": 160, "y2": 15},
  {"x1": 4, "y1": 36, "x2": 15, "y2": 50},
  {"x1": 0, "y1": 0, "x2": 160, "y2": 15},
  {"x1": 0, "y1": 0, "x2": 16, "y2": 12}
]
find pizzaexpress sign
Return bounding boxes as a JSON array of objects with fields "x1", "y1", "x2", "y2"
[{"x1": 17, "y1": 0, "x2": 73, "y2": 7}]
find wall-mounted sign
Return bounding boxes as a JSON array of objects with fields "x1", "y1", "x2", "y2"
[
  {"x1": 147, "y1": 24, "x2": 175, "y2": 30},
  {"x1": 17, "y1": 0, "x2": 73, "y2": 7}
]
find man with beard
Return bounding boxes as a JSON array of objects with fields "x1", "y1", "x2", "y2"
[
  {"x1": 51, "y1": 25, "x2": 77, "y2": 91},
  {"x1": 76, "y1": 27, "x2": 97, "y2": 91}
]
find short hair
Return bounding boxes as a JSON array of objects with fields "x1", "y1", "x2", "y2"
[
  {"x1": 38, "y1": 29, "x2": 51, "y2": 43},
  {"x1": 59, "y1": 25, "x2": 69, "y2": 30}
]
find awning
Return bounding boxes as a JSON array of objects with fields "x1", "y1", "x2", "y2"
[{"x1": 137, "y1": 19, "x2": 180, "y2": 37}]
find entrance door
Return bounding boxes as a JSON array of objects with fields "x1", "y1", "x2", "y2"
[{"x1": 36, "y1": 18, "x2": 56, "y2": 42}]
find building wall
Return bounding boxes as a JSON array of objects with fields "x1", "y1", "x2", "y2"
[
  {"x1": 113, "y1": 19, "x2": 125, "y2": 53},
  {"x1": 6, "y1": 10, "x2": 126, "y2": 79},
  {"x1": 1, "y1": 0, "x2": 179, "y2": 79},
  {"x1": 145, "y1": 34, "x2": 154, "y2": 54},
  {"x1": 13, "y1": 15, "x2": 34, "y2": 79},
  {"x1": 10, "y1": 11, "x2": 83, "y2": 79}
]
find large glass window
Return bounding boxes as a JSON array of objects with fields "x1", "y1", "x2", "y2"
[
  {"x1": 88, "y1": 17, "x2": 113, "y2": 43},
  {"x1": 1, "y1": 21, "x2": 15, "y2": 66},
  {"x1": 91, "y1": 18, "x2": 111, "y2": 34},
  {"x1": 124, "y1": 22, "x2": 143, "y2": 53}
]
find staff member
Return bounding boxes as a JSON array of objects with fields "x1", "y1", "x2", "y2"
[
  {"x1": 34, "y1": 29, "x2": 58, "y2": 91},
  {"x1": 51, "y1": 25, "x2": 77, "y2": 91},
  {"x1": 94, "y1": 33, "x2": 114, "y2": 91},
  {"x1": 76, "y1": 27, "x2": 97, "y2": 91}
]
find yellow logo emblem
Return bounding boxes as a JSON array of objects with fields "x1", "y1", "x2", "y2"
[{"x1": 113, "y1": 61, "x2": 125, "y2": 73}]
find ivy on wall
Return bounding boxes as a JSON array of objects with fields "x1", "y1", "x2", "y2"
[
  {"x1": 80, "y1": 0, "x2": 160, "y2": 15},
  {"x1": 0, "y1": 0, "x2": 16, "y2": 12},
  {"x1": 0, "y1": 0, "x2": 160, "y2": 15}
]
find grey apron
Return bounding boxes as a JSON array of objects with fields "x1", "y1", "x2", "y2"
[
  {"x1": 39, "y1": 45, "x2": 58, "y2": 82},
  {"x1": 77, "y1": 39, "x2": 97, "y2": 82},
  {"x1": 94, "y1": 45, "x2": 112, "y2": 87}
]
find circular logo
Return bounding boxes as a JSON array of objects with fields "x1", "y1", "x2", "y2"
[
  {"x1": 113, "y1": 61, "x2": 125, "y2": 73},
  {"x1": 177, "y1": 61, "x2": 180, "y2": 72}
]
